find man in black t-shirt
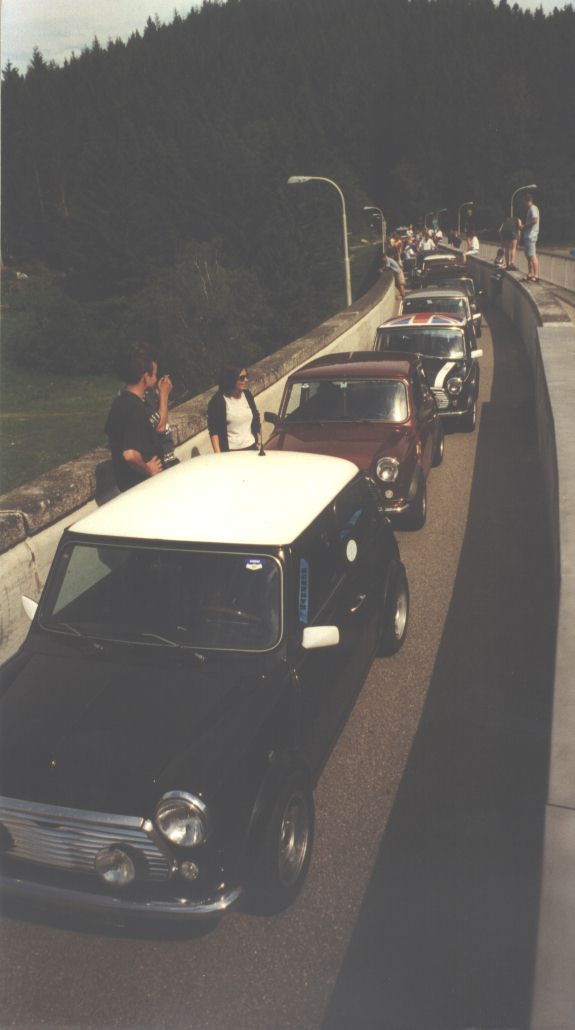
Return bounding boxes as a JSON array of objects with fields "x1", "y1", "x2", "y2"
[{"x1": 105, "y1": 345, "x2": 173, "y2": 492}]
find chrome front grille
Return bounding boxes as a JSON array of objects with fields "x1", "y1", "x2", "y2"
[{"x1": 0, "y1": 796, "x2": 172, "y2": 882}]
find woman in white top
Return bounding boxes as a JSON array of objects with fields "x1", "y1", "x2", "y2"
[
  {"x1": 465, "y1": 232, "x2": 480, "y2": 257},
  {"x1": 207, "y1": 364, "x2": 262, "y2": 453}
]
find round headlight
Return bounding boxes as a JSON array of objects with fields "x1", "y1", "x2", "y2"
[
  {"x1": 155, "y1": 792, "x2": 209, "y2": 848},
  {"x1": 376, "y1": 457, "x2": 399, "y2": 483},
  {"x1": 94, "y1": 847, "x2": 135, "y2": 887},
  {"x1": 447, "y1": 376, "x2": 463, "y2": 396}
]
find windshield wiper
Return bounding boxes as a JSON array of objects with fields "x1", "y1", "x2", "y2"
[
  {"x1": 139, "y1": 632, "x2": 207, "y2": 663},
  {"x1": 50, "y1": 621, "x2": 84, "y2": 637}
]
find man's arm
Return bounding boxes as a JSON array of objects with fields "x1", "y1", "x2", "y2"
[
  {"x1": 155, "y1": 375, "x2": 173, "y2": 432},
  {"x1": 122, "y1": 449, "x2": 163, "y2": 477}
]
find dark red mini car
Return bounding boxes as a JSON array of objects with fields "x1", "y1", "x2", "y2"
[{"x1": 265, "y1": 352, "x2": 444, "y2": 529}]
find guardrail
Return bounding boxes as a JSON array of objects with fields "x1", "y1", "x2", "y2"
[
  {"x1": 0, "y1": 271, "x2": 397, "y2": 663},
  {"x1": 468, "y1": 255, "x2": 575, "y2": 1029}
]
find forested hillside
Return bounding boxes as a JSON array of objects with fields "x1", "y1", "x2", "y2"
[{"x1": 2, "y1": 0, "x2": 574, "y2": 393}]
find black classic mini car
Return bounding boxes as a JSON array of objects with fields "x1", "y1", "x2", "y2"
[
  {"x1": 0, "y1": 452, "x2": 409, "y2": 920},
  {"x1": 374, "y1": 313, "x2": 483, "y2": 431}
]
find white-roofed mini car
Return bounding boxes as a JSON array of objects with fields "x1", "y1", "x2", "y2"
[{"x1": 0, "y1": 452, "x2": 409, "y2": 920}]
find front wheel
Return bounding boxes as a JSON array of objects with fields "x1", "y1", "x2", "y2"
[
  {"x1": 402, "y1": 473, "x2": 427, "y2": 530},
  {"x1": 249, "y1": 777, "x2": 314, "y2": 914},
  {"x1": 378, "y1": 564, "x2": 409, "y2": 656},
  {"x1": 431, "y1": 422, "x2": 444, "y2": 467},
  {"x1": 461, "y1": 395, "x2": 477, "y2": 432}
]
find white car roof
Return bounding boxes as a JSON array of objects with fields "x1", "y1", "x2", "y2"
[
  {"x1": 73, "y1": 452, "x2": 360, "y2": 546},
  {"x1": 405, "y1": 288, "x2": 466, "y2": 297}
]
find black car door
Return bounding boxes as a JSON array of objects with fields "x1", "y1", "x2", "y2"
[{"x1": 291, "y1": 480, "x2": 384, "y2": 767}]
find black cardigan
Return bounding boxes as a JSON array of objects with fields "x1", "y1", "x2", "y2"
[{"x1": 207, "y1": 389, "x2": 261, "y2": 451}]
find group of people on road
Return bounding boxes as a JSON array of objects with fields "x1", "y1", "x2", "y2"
[
  {"x1": 105, "y1": 344, "x2": 262, "y2": 494},
  {"x1": 378, "y1": 225, "x2": 478, "y2": 298}
]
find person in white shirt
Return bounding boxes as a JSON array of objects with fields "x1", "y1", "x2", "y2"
[
  {"x1": 418, "y1": 231, "x2": 437, "y2": 253},
  {"x1": 465, "y1": 232, "x2": 480, "y2": 257},
  {"x1": 521, "y1": 194, "x2": 540, "y2": 282},
  {"x1": 207, "y1": 365, "x2": 262, "y2": 452}
]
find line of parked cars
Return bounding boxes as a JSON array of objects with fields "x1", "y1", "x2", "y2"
[{"x1": 0, "y1": 260, "x2": 483, "y2": 926}]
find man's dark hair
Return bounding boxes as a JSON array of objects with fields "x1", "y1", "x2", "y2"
[
  {"x1": 120, "y1": 343, "x2": 156, "y2": 385},
  {"x1": 218, "y1": 363, "x2": 246, "y2": 396}
]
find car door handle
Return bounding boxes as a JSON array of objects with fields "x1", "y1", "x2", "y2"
[{"x1": 349, "y1": 593, "x2": 367, "y2": 613}]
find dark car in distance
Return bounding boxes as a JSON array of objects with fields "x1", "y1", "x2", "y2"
[
  {"x1": 374, "y1": 314, "x2": 483, "y2": 431},
  {"x1": 417, "y1": 270, "x2": 484, "y2": 334},
  {"x1": 399, "y1": 288, "x2": 480, "y2": 339},
  {"x1": 0, "y1": 452, "x2": 409, "y2": 921},
  {"x1": 265, "y1": 351, "x2": 444, "y2": 530}
]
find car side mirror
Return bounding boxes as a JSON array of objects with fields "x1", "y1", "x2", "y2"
[
  {"x1": 301, "y1": 625, "x2": 340, "y2": 650},
  {"x1": 264, "y1": 411, "x2": 279, "y2": 425},
  {"x1": 22, "y1": 596, "x2": 39, "y2": 620},
  {"x1": 471, "y1": 349, "x2": 483, "y2": 359}
]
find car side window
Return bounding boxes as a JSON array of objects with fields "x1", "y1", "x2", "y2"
[
  {"x1": 333, "y1": 479, "x2": 380, "y2": 559},
  {"x1": 294, "y1": 510, "x2": 343, "y2": 624}
]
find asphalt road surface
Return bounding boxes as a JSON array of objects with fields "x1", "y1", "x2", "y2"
[{"x1": 0, "y1": 306, "x2": 555, "y2": 1030}]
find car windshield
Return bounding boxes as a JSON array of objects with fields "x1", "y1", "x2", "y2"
[
  {"x1": 402, "y1": 296, "x2": 468, "y2": 317},
  {"x1": 375, "y1": 328, "x2": 466, "y2": 360},
  {"x1": 40, "y1": 542, "x2": 282, "y2": 652},
  {"x1": 282, "y1": 379, "x2": 408, "y2": 423},
  {"x1": 439, "y1": 278, "x2": 474, "y2": 297}
]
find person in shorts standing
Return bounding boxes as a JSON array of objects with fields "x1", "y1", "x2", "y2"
[
  {"x1": 499, "y1": 214, "x2": 522, "y2": 270},
  {"x1": 522, "y1": 194, "x2": 540, "y2": 282}
]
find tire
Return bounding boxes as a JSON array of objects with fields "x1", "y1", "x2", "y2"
[
  {"x1": 431, "y1": 423, "x2": 444, "y2": 467},
  {"x1": 461, "y1": 394, "x2": 477, "y2": 432},
  {"x1": 402, "y1": 472, "x2": 427, "y2": 530},
  {"x1": 249, "y1": 777, "x2": 314, "y2": 914},
  {"x1": 378, "y1": 564, "x2": 409, "y2": 657}
]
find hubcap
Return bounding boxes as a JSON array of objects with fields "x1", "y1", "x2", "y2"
[
  {"x1": 277, "y1": 791, "x2": 309, "y2": 887},
  {"x1": 394, "y1": 583, "x2": 408, "y2": 640}
]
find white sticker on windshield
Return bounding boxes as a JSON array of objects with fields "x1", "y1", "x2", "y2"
[
  {"x1": 346, "y1": 539, "x2": 358, "y2": 562},
  {"x1": 245, "y1": 559, "x2": 263, "y2": 571}
]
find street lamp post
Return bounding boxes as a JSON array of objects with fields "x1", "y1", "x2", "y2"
[
  {"x1": 457, "y1": 200, "x2": 474, "y2": 236},
  {"x1": 363, "y1": 205, "x2": 387, "y2": 259},
  {"x1": 424, "y1": 208, "x2": 447, "y2": 230},
  {"x1": 511, "y1": 183, "x2": 537, "y2": 217},
  {"x1": 287, "y1": 175, "x2": 352, "y2": 307}
]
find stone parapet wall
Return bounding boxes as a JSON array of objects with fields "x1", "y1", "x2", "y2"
[
  {"x1": 468, "y1": 255, "x2": 575, "y2": 1029},
  {"x1": 477, "y1": 240, "x2": 575, "y2": 291},
  {"x1": 0, "y1": 271, "x2": 396, "y2": 661}
]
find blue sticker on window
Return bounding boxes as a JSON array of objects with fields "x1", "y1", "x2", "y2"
[{"x1": 299, "y1": 558, "x2": 310, "y2": 624}]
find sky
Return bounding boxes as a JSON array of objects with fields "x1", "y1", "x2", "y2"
[
  {"x1": 0, "y1": 0, "x2": 568, "y2": 73},
  {"x1": 1, "y1": 0, "x2": 199, "y2": 72}
]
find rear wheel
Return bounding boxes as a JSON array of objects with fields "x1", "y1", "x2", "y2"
[{"x1": 378, "y1": 564, "x2": 409, "y2": 656}]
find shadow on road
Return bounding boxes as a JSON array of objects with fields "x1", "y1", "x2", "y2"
[
  {"x1": 0, "y1": 895, "x2": 220, "y2": 942},
  {"x1": 322, "y1": 307, "x2": 556, "y2": 1030}
]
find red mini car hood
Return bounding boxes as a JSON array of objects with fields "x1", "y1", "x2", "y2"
[{"x1": 266, "y1": 422, "x2": 413, "y2": 469}]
